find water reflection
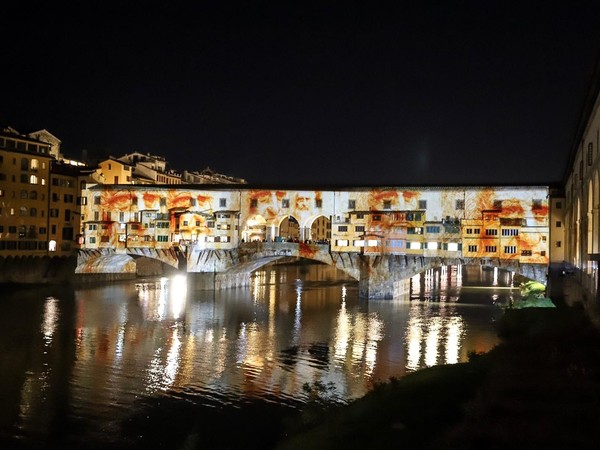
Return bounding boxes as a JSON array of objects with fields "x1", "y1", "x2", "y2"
[{"x1": 1, "y1": 263, "x2": 510, "y2": 448}]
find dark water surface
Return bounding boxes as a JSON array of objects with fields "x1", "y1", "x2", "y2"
[{"x1": 0, "y1": 263, "x2": 517, "y2": 448}]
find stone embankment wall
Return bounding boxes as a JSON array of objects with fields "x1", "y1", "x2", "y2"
[{"x1": 0, "y1": 255, "x2": 77, "y2": 285}]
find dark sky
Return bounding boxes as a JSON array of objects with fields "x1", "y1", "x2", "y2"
[{"x1": 4, "y1": 2, "x2": 600, "y2": 186}]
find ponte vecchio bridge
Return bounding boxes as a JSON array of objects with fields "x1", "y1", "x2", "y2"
[{"x1": 76, "y1": 184, "x2": 551, "y2": 298}]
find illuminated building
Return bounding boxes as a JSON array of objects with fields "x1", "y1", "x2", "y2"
[
  {"x1": 563, "y1": 58, "x2": 600, "y2": 297},
  {"x1": 116, "y1": 152, "x2": 182, "y2": 184},
  {"x1": 0, "y1": 127, "x2": 93, "y2": 256},
  {"x1": 80, "y1": 184, "x2": 549, "y2": 266},
  {"x1": 181, "y1": 167, "x2": 247, "y2": 185}
]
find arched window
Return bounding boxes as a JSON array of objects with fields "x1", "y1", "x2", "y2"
[
  {"x1": 19, "y1": 206, "x2": 27, "y2": 216},
  {"x1": 20, "y1": 190, "x2": 28, "y2": 199},
  {"x1": 30, "y1": 174, "x2": 38, "y2": 184},
  {"x1": 30, "y1": 190, "x2": 37, "y2": 200},
  {"x1": 30, "y1": 158, "x2": 39, "y2": 170},
  {"x1": 48, "y1": 240, "x2": 57, "y2": 252},
  {"x1": 30, "y1": 207, "x2": 37, "y2": 217}
]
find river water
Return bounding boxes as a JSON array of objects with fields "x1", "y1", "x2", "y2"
[{"x1": 0, "y1": 262, "x2": 518, "y2": 448}]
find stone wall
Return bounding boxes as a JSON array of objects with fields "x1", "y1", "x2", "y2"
[{"x1": 0, "y1": 255, "x2": 77, "y2": 285}]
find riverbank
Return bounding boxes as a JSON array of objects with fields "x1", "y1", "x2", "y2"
[
  {"x1": 276, "y1": 305, "x2": 600, "y2": 450},
  {"x1": 273, "y1": 267, "x2": 600, "y2": 449},
  {"x1": 0, "y1": 255, "x2": 76, "y2": 284}
]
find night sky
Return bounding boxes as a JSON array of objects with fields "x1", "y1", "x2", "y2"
[{"x1": 4, "y1": 2, "x2": 600, "y2": 187}]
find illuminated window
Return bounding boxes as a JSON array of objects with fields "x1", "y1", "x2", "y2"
[
  {"x1": 427, "y1": 241, "x2": 438, "y2": 250},
  {"x1": 30, "y1": 159, "x2": 39, "y2": 170},
  {"x1": 409, "y1": 241, "x2": 421, "y2": 250},
  {"x1": 447, "y1": 242, "x2": 459, "y2": 251},
  {"x1": 30, "y1": 175, "x2": 38, "y2": 184},
  {"x1": 48, "y1": 240, "x2": 57, "y2": 251}
]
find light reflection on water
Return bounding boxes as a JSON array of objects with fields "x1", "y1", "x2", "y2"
[{"x1": 1, "y1": 263, "x2": 511, "y2": 447}]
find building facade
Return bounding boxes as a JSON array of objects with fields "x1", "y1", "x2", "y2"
[
  {"x1": 563, "y1": 59, "x2": 600, "y2": 296},
  {"x1": 0, "y1": 128, "x2": 92, "y2": 256},
  {"x1": 79, "y1": 184, "x2": 550, "y2": 266}
]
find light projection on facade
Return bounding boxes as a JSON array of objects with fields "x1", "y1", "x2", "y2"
[{"x1": 79, "y1": 185, "x2": 549, "y2": 269}]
